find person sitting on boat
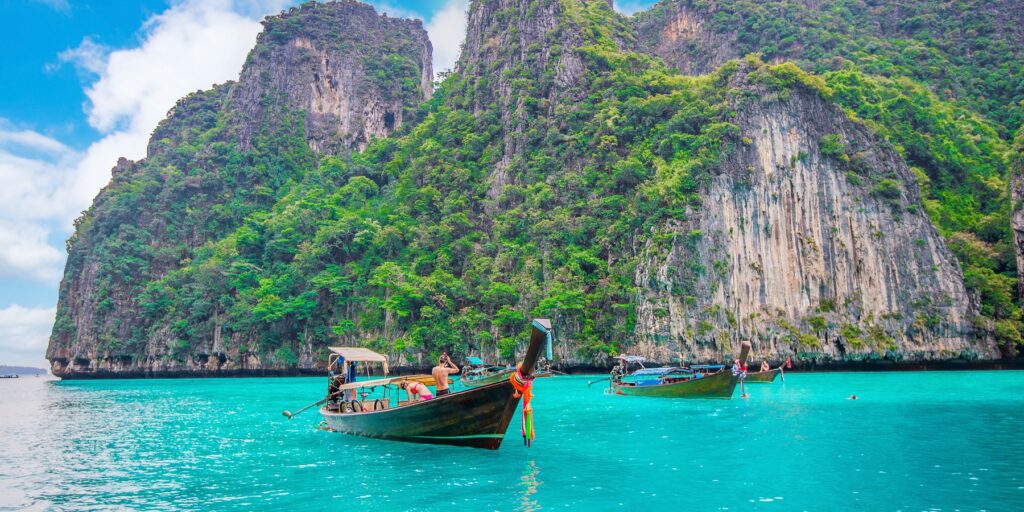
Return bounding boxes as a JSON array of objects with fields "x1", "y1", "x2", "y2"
[
  {"x1": 400, "y1": 380, "x2": 433, "y2": 401},
  {"x1": 760, "y1": 360, "x2": 770, "y2": 372},
  {"x1": 432, "y1": 353, "x2": 460, "y2": 397},
  {"x1": 327, "y1": 372, "x2": 345, "y2": 411}
]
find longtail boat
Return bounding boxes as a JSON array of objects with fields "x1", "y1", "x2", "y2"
[
  {"x1": 609, "y1": 341, "x2": 751, "y2": 399},
  {"x1": 745, "y1": 367, "x2": 781, "y2": 383},
  {"x1": 315, "y1": 319, "x2": 552, "y2": 449},
  {"x1": 461, "y1": 327, "x2": 558, "y2": 388},
  {"x1": 746, "y1": 357, "x2": 790, "y2": 383},
  {"x1": 460, "y1": 356, "x2": 515, "y2": 389}
]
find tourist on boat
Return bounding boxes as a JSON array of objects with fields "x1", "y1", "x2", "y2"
[
  {"x1": 327, "y1": 372, "x2": 345, "y2": 410},
  {"x1": 400, "y1": 380, "x2": 433, "y2": 401},
  {"x1": 432, "y1": 353, "x2": 460, "y2": 396},
  {"x1": 760, "y1": 360, "x2": 770, "y2": 372},
  {"x1": 731, "y1": 358, "x2": 747, "y2": 377}
]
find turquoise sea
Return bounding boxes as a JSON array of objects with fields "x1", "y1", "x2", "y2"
[{"x1": 2, "y1": 371, "x2": 1023, "y2": 511}]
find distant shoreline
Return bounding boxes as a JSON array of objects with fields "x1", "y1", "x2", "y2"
[
  {"x1": 0, "y1": 366, "x2": 48, "y2": 377},
  {"x1": 47, "y1": 359, "x2": 1024, "y2": 380}
]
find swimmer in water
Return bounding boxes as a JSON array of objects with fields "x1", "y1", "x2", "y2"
[{"x1": 848, "y1": 394, "x2": 858, "y2": 400}]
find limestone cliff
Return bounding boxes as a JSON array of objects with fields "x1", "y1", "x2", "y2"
[
  {"x1": 47, "y1": 1, "x2": 432, "y2": 377},
  {"x1": 633, "y1": 75, "x2": 998, "y2": 363},
  {"x1": 230, "y1": 1, "x2": 432, "y2": 154},
  {"x1": 454, "y1": 0, "x2": 627, "y2": 197},
  {"x1": 634, "y1": 1, "x2": 736, "y2": 76}
]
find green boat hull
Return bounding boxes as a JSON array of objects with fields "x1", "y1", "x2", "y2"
[
  {"x1": 745, "y1": 368, "x2": 781, "y2": 383},
  {"x1": 611, "y1": 370, "x2": 739, "y2": 399}
]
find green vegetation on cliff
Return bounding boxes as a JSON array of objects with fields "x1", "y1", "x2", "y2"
[
  {"x1": 637, "y1": 0, "x2": 1024, "y2": 350},
  {"x1": 131, "y1": 1, "x2": 758, "y2": 365},
  {"x1": 49, "y1": 0, "x2": 1024, "y2": 373}
]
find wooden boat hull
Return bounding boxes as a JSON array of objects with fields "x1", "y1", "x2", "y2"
[
  {"x1": 320, "y1": 381, "x2": 519, "y2": 449},
  {"x1": 317, "y1": 318, "x2": 551, "y2": 450},
  {"x1": 612, "y1": 370, "x2": 738, "y2": 399},
  {"x1": 745, "y1": 368, "x2": 780, "y2": 383},
  {"x1": 460, "y1": 369, "x2": 515, "y2": 388}
]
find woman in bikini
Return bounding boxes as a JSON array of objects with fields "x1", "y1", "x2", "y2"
[{"x1": 399, "y1": 381, "x2": 433, "y2": 401}]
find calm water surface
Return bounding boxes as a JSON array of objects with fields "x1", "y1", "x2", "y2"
[{"x1": 2, "y1": 371, "x2": 1023, "y2": 511}]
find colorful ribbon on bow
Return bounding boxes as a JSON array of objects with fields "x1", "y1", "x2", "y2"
[{"x1": 509, "y1": 365, "x2": 536, "y2": 447}]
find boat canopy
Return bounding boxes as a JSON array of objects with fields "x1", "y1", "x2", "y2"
[
  {"x1": 467, "y1": 356, "x2": 485, "y2": 366},
  {"x1": 332, "y1": 374, "x2": 451, "y2": 391},
  {"x1": 631, "y1": 367, "x2": 690, "y2": 377},
  {"x1": 690, "y1": 364, "x2": 725, "y2": 370},
  {"x1": 328, "y1": 347, "x2": 389, "y2": 374},
  {"x1": 614, "y1": 355, "x2": 646, "y2": 363}
]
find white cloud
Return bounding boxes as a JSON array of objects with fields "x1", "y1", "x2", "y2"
[
  {"x1": 0, "y1": 126, "x2": 74, "y2": 157},
  {"x1": 0, "y1": 222, "x2": 63, "y2": 282},
  {"x1": 0, "y1": 124, "x2": 78, "y2": 280},
  {"x1": 51, "y1": 37, "x2": 108, "y2": 76},
  {"x1": 0, "y1": 305, "x2": 56, "y2": 367},
  {"x1": 0, "y1": 0, "x2": 270, "y2": 287},
  {"x1": 80, "y1": 1, "x2": 264, "y2": 134},
  {"x1": 425, "y1": 0, "x2": 469, "y2": 74}
]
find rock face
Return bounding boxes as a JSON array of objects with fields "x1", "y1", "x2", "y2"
[
  {"x1": 47, "y1": 1, "x2": 432, "y2": 377},
  {"x1": 634, "y1": 2, "x2": 737, "y2": 76},
  {"x1": 633, "y1": 80, "x2": 998, "y2": 363},
  {"x1": 231, "y1": 1, "x2": 432, "y2": 153},
  {"x1": 455, "y1": 0, "x2": 605, "y2": 196}
]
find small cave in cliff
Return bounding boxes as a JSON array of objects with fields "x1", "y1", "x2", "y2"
[{"x1": 384, "y1": 112, "x2": 395, "y2": 131}]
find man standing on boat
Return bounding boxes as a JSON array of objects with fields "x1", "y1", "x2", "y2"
[{"x1": 433, "y1": 353, "x2": 460, "y2": 396}]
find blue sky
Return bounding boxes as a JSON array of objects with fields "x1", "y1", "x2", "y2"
[{"x1": 0, "y1": 0, "x2": 657, "y2": 367}]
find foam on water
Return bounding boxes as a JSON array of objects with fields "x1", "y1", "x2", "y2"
[{"x1": 1, "y1": 371, "x2": 1023, "y2": 511}]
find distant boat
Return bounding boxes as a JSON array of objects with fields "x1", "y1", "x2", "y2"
[
  {"x1": 608, "y1": 341, "x2": 751, "y2": 399},
  {"x1": 0, "y1": 374, "x2": 18, "y2": 379},
  {"x1": 745, "y1": 367, "x2": 781, "y2": 383},
  {"x1": 462, "y1": 326, "x2": 558, "y2": 388},
  {"x1": 746, "y1": 357, "x2": 790, "y2": 383},
  {"x1": 460, "y1": 356, "x2": 515, "y2": 389},
  {"x1": 315, "y1": 319, "x2": 552, "y2": 449}
]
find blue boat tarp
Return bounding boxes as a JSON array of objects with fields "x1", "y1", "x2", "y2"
[
  {"x1": 689, "y1": 365, "x2": 725, "y2": 370},
  {"x1": 467, "y1": 356, "x2": 484, "y2": 366},
  {"x1": 631, "y1": 367, "x2": 690, "y2": 377}
]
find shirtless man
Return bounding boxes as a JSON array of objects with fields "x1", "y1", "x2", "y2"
[{"x1": 432, "y1": 353, "x2": 460, "y2": 397}]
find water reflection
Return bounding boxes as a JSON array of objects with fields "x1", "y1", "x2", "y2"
[{"x1": 519, "y1": 460, "x2": 541, "y2": 512}]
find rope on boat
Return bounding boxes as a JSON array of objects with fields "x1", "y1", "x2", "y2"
[{"x1": 509, "y1": 365, "x2": 536, "y2": 447}]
